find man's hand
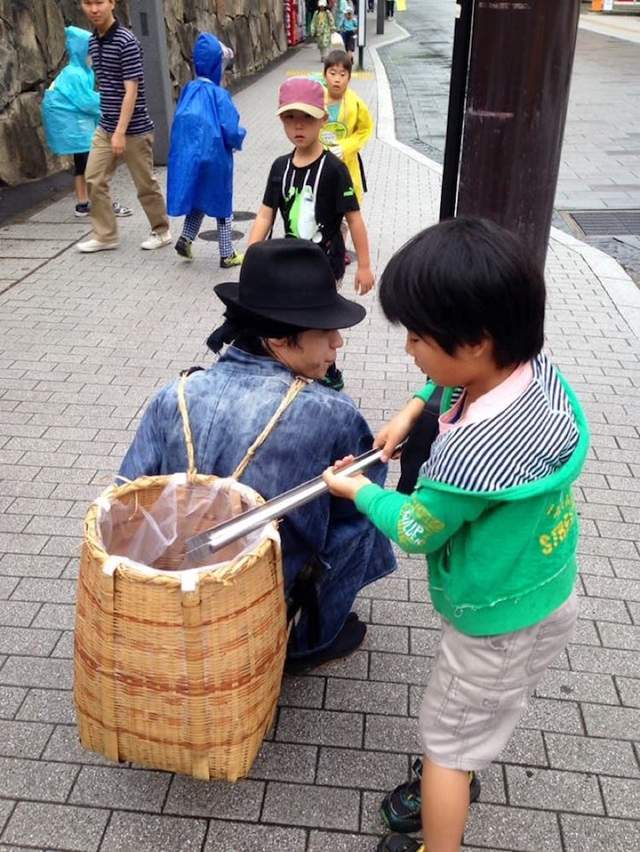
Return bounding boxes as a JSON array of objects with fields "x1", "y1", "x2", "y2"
[
  {"x1": 355, "y1": 264, "x2": 374, "y2": 295},
  {"x1": 323, "y1": 457, "x2": 371, "y2": 501},
  {"x1": 374, "y1": 397, "x2": 426, "y2": 462},
  {"x1": 111, "y1": 131, "x2": 126, "y2": 156}
]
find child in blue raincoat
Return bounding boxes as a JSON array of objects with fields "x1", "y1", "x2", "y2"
[
  {"x1": 167, "y1": 33, "x2": 246, "y2": 268},
  {"x1": 41, "y1": 26, "x2": 130, "y2": 220}
]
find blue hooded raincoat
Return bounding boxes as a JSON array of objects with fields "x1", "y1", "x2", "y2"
[
  {"x1": 41, "y1": 26, "x2": 100, "y2": 155},
  {"x1": 167, "y1": 34, "x2": 246, "y2": 218}
]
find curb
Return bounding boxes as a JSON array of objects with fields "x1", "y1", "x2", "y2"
[{"x1": 367, "y1": 20, "x2": 640, "y2": 340}]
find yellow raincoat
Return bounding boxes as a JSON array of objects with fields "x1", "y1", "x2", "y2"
[{"x1": 320, "y1": 87, "x2": 373, "y2": 203}]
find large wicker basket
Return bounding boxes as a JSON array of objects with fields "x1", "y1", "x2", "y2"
[{"x1": 73, "y1": 373, "x2": 305, "y2": 782}]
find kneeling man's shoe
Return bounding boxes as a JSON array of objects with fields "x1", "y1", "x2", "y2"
[
  {"x1": 377, "y1": 834, "x2": 424, "y2": 852},
  {"x1": 77, "y1": 238, "x2": 119, "y2": 253},
  {"x1": 285, "y1": 612, "x2": 366, "y2": 675}
]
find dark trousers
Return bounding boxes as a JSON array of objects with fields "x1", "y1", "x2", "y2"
[{"x1": 386, "y1": 0, "x2": 395, "y2": 18}]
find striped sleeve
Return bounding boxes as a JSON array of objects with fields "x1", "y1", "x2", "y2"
[{"x1": 120, "y1": 37, "x2": 144, "y2": 81}]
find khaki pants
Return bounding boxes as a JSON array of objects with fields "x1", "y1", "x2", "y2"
[{"x1": 85, "y1": 127, "x2": 169, "y2": 243}]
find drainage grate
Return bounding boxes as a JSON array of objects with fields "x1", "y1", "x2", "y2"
[
  {"x1": 199, "y1": 228, "x2": 244, "y2": 242},
  {"x1": 565, "y1": 209, "x2": 640, "y2": 236},
  {"x1": 232, "y1": 210, "x2": 256, "y2": 222}
]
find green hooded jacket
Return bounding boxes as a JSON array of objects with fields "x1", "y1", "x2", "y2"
[{"x1": 355, "y1": 369, "x2": 589, "y2": 636}]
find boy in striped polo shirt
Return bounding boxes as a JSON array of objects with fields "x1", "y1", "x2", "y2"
[
  {"x1": 324, "y1": 218, "x2": 589, "y2": 852},
  {"x1": 78, "y1": 0, "x2": 171, "y2": 253}
]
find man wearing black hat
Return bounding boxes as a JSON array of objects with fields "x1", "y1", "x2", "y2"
[{"x1": 119, "y1": 239, "x2": 396, "y2": 671}]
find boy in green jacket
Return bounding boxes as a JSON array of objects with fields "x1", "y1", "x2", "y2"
[{"x1": 323, "y1": 217, "x2": 589, "y2": 852}]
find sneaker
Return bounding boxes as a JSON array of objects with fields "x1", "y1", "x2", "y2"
[
  {"x1": 377, "y1": 835, "x2": 423, "y2": 852},
  {"x1": 112, "y1": 202, "x2": 132, "y2": 217},
  {"x1": 319, "y1": 363, "x2": 344, "y2": 391},
  {"x1": 140, "y1": 230, "x2": 172, "y2": 250},
  {"x1": 74, "y1": 202, "x2": 90, "y2": 218},
  {"x1": 285, "y1": 612, "x2": 366, "y2": 675},
  {"x1": 219, "y1": 251, "x2": 244, "y2": 269},
  {"x1": 380, "y1": 758, "x2": 481, "y2": 834},
  {"x1": 175, "y1": 235, "x2": 193, "y2": 260},
  {"x1": 77, "y1": 238, "x2": 119, "y2": 253}
]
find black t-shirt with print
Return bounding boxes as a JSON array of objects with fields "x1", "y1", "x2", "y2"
[{"x1": 262, "y1": 150, "x2": 359, "y2": 279}]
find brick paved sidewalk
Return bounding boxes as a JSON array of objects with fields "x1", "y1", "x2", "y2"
[{"x1": 0, "y1": 18, "x2": 640, "y2": 852}]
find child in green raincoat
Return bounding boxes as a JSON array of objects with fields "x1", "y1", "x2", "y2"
[{"x1": 324, "y1": 217, "x2": 588, "y2": 852}]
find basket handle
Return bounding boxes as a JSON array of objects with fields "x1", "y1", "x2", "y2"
[
  {"x1": 176, "y1": 372, "x2": 310, "y2": 481},
  {"x1": 177, "y1": 373, "x2": 198, "y2": 478},
  {"x1": 232, "y1": 377, "x2": 309, "y2": 480}
]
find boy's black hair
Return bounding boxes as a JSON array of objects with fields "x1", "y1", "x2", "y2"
[
  {"x1": 379, "y1": 217, "x2": 546, "y2": 368},
  {"x1": 324, "y1": 50, "x2": 353, "y2": 75}
]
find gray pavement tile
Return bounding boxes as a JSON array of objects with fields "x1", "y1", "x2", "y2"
[
  {"x1": 371, "y1": 600, "x2": 441, "y2": 628},
  {"x1": 582, "y1": 702, "x2": 640, "y2": 740},
  {"x1": 0, "y1": 554, "x2": 66, "y2": 579},
  {"x1": 360, "y1": 789, "x2": 387, "y2": 835},
  {"x1": 40, "y1": 536, "x2": 81, "y2": 558},
  {"x1": 0, "y1": 578, "x2": 18, "y2": 600},
  {"x1": 597, "y1": 621, "x2": 640, "y2": 653},
  {"x1": 0, "y1": 720, "x2": 52, "y2": 759},
  {"x1": 10, "y1": 578, "x2": 76, "y2": 604},
  {"x1": 568, "y1": 645, "x2": 639, "y2": 678},
  {"x1": 0, "y1": 657, "x2": 72, "y2": 691},
  {"x1": 369, "y1": 651, "x2": 432, "y2": 686},
  {"x1": 583, "y1": 574, "x2": 640, "y2": 601},
  {"x1": 276, "y1": 708, "x2": 363, "y2": 749},
  {"x1": 616, "y1": 676, "x2": 640, "y2": 708},
  {"x1": 359, "y1": 576, "x2": 408, "y2": 601},
  {"x1": 51, "y1": 631, "x2": 73, "y2": 658},
  {"x1": 0, "y1": 627, "x2": 60, "y2": 657},
  {"x1": 0, "y1": 533, "x2": 48, "y2": 556},
  {"x1": 0, "y1": 601, "x2": 40, "y2": 627},
  {"x1": 573, "y1": 594, "x2": 632, "y2": 623},
  {"x1": 1, "y1": 802, "x2": 109, "y2": 851},
  {"x1": 505, "y1": 766, "x2": 604, "y2": 815},
  {"x1": 316, "y1": 747, "x2": 408, "y2": 791},
  {"x1": 0, "y1": 800, "x2": 14, "y2": 836},
  {"x1": 313, "y1": 650, "x2": 369, "y2": 680},
  {"x1": 0, "y1": 756, "x2": 78, "y2": 801},
  {"x1": 409, "y1": 627, "x2": 441, "y2": 657},
  {"x1": 0, "y1": 686, "x2": 26, "y2": 719},
  {"x1": 364, "y1": 714, "x2": 422, "y2": 754},
  {"x1": 163, "y1": 776, "x2": 264, "y2": 820},
  {"x1": 499, "y1": 728, "x2": 548, "y2": 767},
  {"x1": 99, "y1": 812, "x2": 207, "y2": 852},
  {"x1": 561, "y1": 813, "x2": 640, "y2": 852},
  {"x1": 519, "y1": 697, "x2": 583, "y2": 735},
  {"x1": 600, "y1": 776, "x2": 640, "y2": 820},
  {"x1": 261, "y1": 781, "x2": 359, "y2": 831},
  {"x1": 572, "y1": 618, "x2": 601, "y2": 645},
  {"x1": 544, "y1": 732, "x2": 639, "y2": 777},
  {"x1": 536, "y1": 668, "x2": 619, "y2": 705},
  {"x1": 16, "y1": 688, "x2": 74, "y2": 722},
  {"x1": 464, "y1": 803, "x2": 562, "y2": 852},
  {"x1": 203, "y1": 820, "x2": 306, "y2": 852},
  {"x1": 31, "y1": 604, "x2": 75, "y2": 631},
  {"x1": 360, "y1": 623, "x2": 409, "y2": 654},
  {"x1": 248, "y1": 741, "x2": 317, "y2": 784},
  {"x1": 42, "y1": 724, "x2": 115, "y2": 766},
  {"x1": 69, "y1": 765, "x2": 171, "y2": 812},
  {"x1": 325, "y1": 678, "x2": 408, "y2": 717},
  {"x1": 308, "y1": 831, "x2": 378, "y2": 852}
]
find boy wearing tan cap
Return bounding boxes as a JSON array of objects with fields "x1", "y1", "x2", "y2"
[{"x1": 248, "y1": 76, "x2": 374, "y2": 297}]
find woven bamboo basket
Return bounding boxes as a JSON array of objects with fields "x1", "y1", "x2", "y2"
[{"x1": 73, "y1": 374, "x2": 306, "y2": 782}]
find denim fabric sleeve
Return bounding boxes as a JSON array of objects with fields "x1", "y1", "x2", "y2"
[
  {"x1": 118, "y1": 391, "x2": 166, "y2": 480},
  {"x1": 329, "y1": 405, "x2": 386, "y2": 519}
]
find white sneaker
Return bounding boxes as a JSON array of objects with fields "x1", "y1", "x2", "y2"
[
  {"x1": 77, "y1": 238, "x2": 119, "y2": 253},
  {"x1": 140, "y1": 230, "x2": 172, "y2": 250}
]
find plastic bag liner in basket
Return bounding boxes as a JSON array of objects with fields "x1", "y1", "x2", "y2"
[{"x1": 73, "y1": 373, "x2": 308, "y2": 782}]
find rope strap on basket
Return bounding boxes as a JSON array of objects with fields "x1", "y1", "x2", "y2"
[{"x1": 176, "y1": 373, "x2": 310, "y2": 481}]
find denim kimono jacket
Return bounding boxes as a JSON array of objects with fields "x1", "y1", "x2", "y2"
[{"x1": 119, "y1": 344, "x2": 396, "y2": 655}]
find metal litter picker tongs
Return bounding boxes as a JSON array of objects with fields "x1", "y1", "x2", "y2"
[{"x1": 184, "y1": 445, "x2": 396, "y2": 564}]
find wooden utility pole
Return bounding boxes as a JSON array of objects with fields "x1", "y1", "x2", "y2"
[{"x1": 454, "y1": 0, "x2": 581, "y2": 268}]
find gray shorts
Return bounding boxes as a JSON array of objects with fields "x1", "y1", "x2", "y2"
[{"x1": 419, "y1": 592, "x2": 578, "y2": 771}]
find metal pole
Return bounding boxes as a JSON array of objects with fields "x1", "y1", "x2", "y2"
[
  {"x1": 357, "y1": 0, "x2": 367, "y2": 71},
  {"x1": 455, "y1": 0, "x2": 581, "y2": 268},
  {"x1": 376, "y1": 0, "x2": 385, "y2": 35},
  {"x1": 439, "y1": 0, "x2": 473, "y2": 221}
]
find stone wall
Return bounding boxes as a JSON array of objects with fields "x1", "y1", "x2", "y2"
[{"x1": 0, "y1": 0, "x2": 286, "y2": 187}]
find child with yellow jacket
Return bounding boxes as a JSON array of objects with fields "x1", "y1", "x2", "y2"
[{"x1": 320, "y1": 50, "x2": 373, "y2": 204}]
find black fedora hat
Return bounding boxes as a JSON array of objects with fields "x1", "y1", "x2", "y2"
[{"x1": 214, "y1": 239, "x2": 366, "y2": 329}]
